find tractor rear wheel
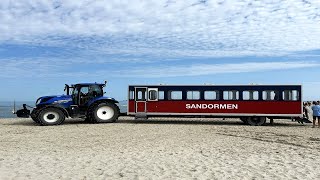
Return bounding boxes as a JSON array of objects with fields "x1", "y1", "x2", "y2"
[
  {"x1": 38, "y1": 108, "x2": 65, "y2": 126},
  {"x1": 90, "y1": 102, "x2": 119, "y2": 123},
  {"x1": 247, "y1": 117, "x2": 266, "y2": 126}
]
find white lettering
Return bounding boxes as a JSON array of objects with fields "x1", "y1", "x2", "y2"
[
  {"x1": 232, "y1": 104, "x2": 238, "y2": 109},
  {"x1": 220, "y1": 104, "x2": 227, "y2": 109},
  {"x1": 185, "y1": 103, "x2": 239, "y2": 110}
]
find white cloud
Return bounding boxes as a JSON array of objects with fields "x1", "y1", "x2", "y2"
[
  {"x1": 0, "y1": 58, "x2": 318, "y2": 78},
  {"x1": 111, "y1": 61, "x2": 320, "y2": 78},
  {"x1": 0, "y1": 0, "x2": 320, "y2": 57}
]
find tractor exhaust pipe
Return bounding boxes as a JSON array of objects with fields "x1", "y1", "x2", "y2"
[{"x1": 12, "y1": 100, "x2": 16, "y2": 114}]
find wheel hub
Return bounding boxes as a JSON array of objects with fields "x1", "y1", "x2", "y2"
[
  {"x1": 47, "y1": 114, "x2": 55, "y2": 120},
  {"x1": 97, "y1": 106, "x2": 115, "y2": 120},
  {"x1": 43, "y1": 112, "x2": 59, "y2": 123}
]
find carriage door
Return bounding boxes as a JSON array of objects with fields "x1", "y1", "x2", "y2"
[{"x1": 135, "y1": 87, "x2": 147, "y2": 113}]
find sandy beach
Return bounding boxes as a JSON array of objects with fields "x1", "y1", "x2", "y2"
[{"x1": 0, "y1": 117, "x2": 319, "y2": 179}]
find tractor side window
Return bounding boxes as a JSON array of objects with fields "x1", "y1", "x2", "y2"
[
  {"x1": 73, "y1": 88, "x2": 79, "y2": 96},
  {"x1": 80, "y1": 87, "x2": 89, "y2": 95},
  {"x1": 89, "y1": 85, "x2": 103, "y2": 97}
]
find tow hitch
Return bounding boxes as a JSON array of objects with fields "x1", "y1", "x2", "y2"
[{"x1": 13, "y1": 104, "x2": 32, "y2": 118}]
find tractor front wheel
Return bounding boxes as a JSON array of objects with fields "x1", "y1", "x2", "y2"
[
  {"x1": 90, "y1": 102, "x2": 119, "y2": 123},
  {"x1": 38, "y1": 108, "x2": 65, "y2": 126}
]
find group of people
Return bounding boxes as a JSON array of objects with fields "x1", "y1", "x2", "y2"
[{"x1": 303, "y1": 101, "x2": 320, "y2": 128}]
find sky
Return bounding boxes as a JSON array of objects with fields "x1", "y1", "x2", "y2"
[{"x1": 0, "y1": 0, "x2": 320, "y2": 101}]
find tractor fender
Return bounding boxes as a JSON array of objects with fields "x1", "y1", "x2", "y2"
[
  {"x1": 37, "y1": 104, "x2": 70, "y2": 118},
  {"x1": 87, "y1": 97, "x2": 119, "y2": 107},
  {"x1": 87, "y1": 98, "x2": 120, "y2": 116}
]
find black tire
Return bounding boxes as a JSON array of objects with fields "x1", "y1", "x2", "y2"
[
  {"x1": 240, "y1": 117, "x2": 248, "y2": 125},
  {"x1": 84, "y1": 117, "x2": 92, "y2": 123},
  {"x1": 89, "y1": 102, "x2": 119, "y2": 123},
  {"x1": 30, "y1": 109, "x2": 41, "y2": 124},
  {"x1": 247, "y1": 117, "x2": 266, "y2": 126},
  {"x1": 31, "y1": 116, "x2": 40, "y2": 124},
  {"x1": 38, "y1": 108, "x2": 65, "y2": 126}
]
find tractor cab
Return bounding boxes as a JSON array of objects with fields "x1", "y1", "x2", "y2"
[{"x1": 66, "y1": 83, "x2": 105, "y2": 106}]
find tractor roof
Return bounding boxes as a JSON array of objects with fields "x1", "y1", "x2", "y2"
[{"x1": 71, "y1": 83, "x2": 105, "y2": 86}]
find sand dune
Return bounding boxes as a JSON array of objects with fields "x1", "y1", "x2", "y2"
[{"x1": 0, "y1": 117, "x2": 319, "y2": 179}]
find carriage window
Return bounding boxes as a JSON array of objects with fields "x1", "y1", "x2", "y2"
[
  {"x1": 187, "y1": 91, "x2": 200, "y2": 100},
  {"x1": 129, "y1": 91, "x2": 134, "y2": 100},
  {"x1": 262, "y1": 90, "x2": 279, "y2": 100},
  {"x1": 158, "y1": 91, "x2": 164, "y2": 100},
  {"x1": 136, "y1": 89, "x2": 146, "y2": 101},
  {"x1": 223, "y1": 90, "x2": 239, "y2": 100},
  {"x1": 283, "y1": 90, "x2": 299, "y2": 101},
  {"x1": 169, "y1": 91, "x2": 182, "y2": 100},
  {"x1": 204, "y1": 91, "x2": 218, "y2": 100},
  {"x1": 149, "y1": 90, "x2": 157, "y2": 100},
  {"x1": 243, "y1": 91, "x2": 259, "y2": 100}
]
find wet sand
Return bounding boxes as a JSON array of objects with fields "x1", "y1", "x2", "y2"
[{"x1": 0, "y1": 117, "x2": 319, "y2": 179}]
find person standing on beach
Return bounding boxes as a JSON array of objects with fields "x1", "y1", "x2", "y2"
[
  {"x1": 305, "y1": 102, "x2": 313, "y2": 122},
  {"x1": 311, "y1": 101, "x2": 320, "y2": 128}
]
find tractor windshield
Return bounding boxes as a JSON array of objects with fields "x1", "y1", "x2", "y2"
[{"x1": 88, "y1": 85, "x2": 103, "y2": 97}]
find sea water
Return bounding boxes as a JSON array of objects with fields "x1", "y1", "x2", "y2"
[{"x1": 0, "y1": 101, "x2": 34, "y2": 118}]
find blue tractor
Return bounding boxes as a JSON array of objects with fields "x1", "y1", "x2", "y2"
[{"x1": 14, "y1": 82, "x2": 120, "y2": 126}]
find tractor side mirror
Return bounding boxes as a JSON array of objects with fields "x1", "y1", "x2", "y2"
[
  {"x1": 64, "y1": 84, "x2": 70, "y2": 95},
  {"x1": 103, "y1": 81, "x2": 108, "y2": 87}
]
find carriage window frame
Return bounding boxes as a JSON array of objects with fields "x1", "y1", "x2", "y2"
[
  {"x1": 204, "y1": 91, "x2": 219, "y2": 100},
  {"x1": 262, "y1": 90, "x2": 279, "y2": 101},
  {"x1": 129, "y1": 90, "x2": 134, "y2": 100},
  {"x1": 187, "y1": 91, "x2": 200, "y2": 100},
  {"x1": 223, "y1": 90, "x2": 239, "y2": 100},
  {"x1": 168, "y1": 91, "x2": 182, "y2": 100},
  {"x1": 148, "y1": 89, "x2": 158, "y2": 101},
  {"x1": 242, "y1": 90, "x2": 259, "y2": 100},
  {"x1": 158, "y1": 91, "x2": 164, "y2": 100},
  {"x1": 282, "y1": 90, "x2": 299, "y2": 101}
]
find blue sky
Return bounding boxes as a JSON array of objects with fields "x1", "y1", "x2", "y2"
[{"x1": 0, "y1": 0, "x2": 320, "y2": 101}]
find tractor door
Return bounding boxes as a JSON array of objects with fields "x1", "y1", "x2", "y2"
[
  {"x1": 135, "y1": 87, "x2": 147, "y2": 113},
  {"x1": 79, "y1": 86, "x2": 91, "y2": 105}
]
